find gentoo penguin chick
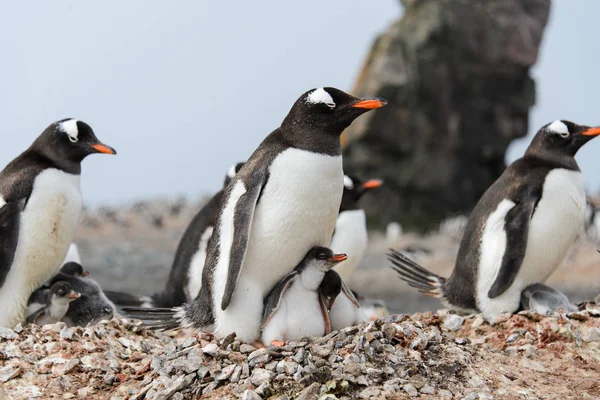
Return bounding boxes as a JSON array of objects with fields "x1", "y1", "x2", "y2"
[
  {"x1": 388, "y1": 120, "x2": 600, "y2": 323},
  {"x1": 330, "y1": 174, "x2": 382, "y2": 282},
  {"x1": 105, "y1": 162, "x2": 245, "y2": 308},
  {"x1": 26, "y1": 281, "x2": 80, "y2": 325},
  {"x1": 326, "y1": 273, "x2": 363, "y2": 331},
  {"x1": 125, "y1": 88, "x2": 386, "y2": 341},
  {"x1": 520, "y1": 283, "x2": 578, "y2": 314},
  {"x1": 52, "y1": 272, "x2": 115, "y2": 327},
  {"x1": 261, "y1": 247, "x2": 347, "y2": 345},
  {"x1": 0, "y1": 119, "x2": 115, "y2": 327},
  {"x1": 60, "y1": 261, "x2": 89, "y2": 278}
]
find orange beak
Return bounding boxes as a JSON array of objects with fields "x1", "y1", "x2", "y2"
[
  {"x1": 351, "y1": 98, "x2": 387, "y2": 109},
  {"x1": 68, "y1": 292, "x2": 81, "y2": 300},
  {"x1": 581, "y1": 127, "x2": 600, "y2": 136},
  {"x1": 362, "y1": 179, "x2": 383, "y2": 189},
  {"x1": 327, "y1": 254, "x2": 348, "y2": 263},
  {"x1": 91, "y1": 143, "x2": 117, "y2": 154},
  {"x1": 82, "y1": 271, "x2": 90, "y2": 277}
]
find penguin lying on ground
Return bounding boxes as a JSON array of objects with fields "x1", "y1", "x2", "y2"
[
  {"x1": 28, "y1": 263, "x2": 115, "y2": 327},
  {"x1": 124, "y1": 87, "x2": 386, "y2": 342},
  {"x1": 105, "y1": 162, "x2": 245, "y2": 308},
  {"x1": 520, "y1": 283, "x2": 578, "y2": 314},
  {"x1": 388, "y1": 120, "x2": 600, "y2": 323},
  {"x1": 261, "y1": 247, "x2": 348, "y2": 345},
  {"x1": 0, "y1": 119, "x2": 115, "y2": 327},
  {"x1": 26, "y1": 281, "x2": 81, "y2": 325}
]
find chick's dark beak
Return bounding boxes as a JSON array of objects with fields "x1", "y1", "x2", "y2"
[
  {"x1": 91, "y1": 143, "x2": 117, "y2": 155},
  {"x1": 351, "y1": 98, "x2": 387, "y2": 109}
]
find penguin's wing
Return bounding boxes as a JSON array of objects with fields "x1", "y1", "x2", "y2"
[
  {"x1": 25, "y1": 306, "x2": 47, "y2": 325},
  {"x1": 0, "y1": 198, "x2": 25, "y2": 289},
  {"x1": 341, "y1": 282, "x2": 360, "y2": 308},
  {"x1": 488, "y1": 197, "x2": 538, "y2": 298},
  {"x1": 221, "y1": 173, "x2": 267, "y2": 310},
  {"x1": 319, "y1": 293, "x2": 332, "y2": 334},
  {"x1": 261, "y1": 271, "x2": 298, "y2": 328}
]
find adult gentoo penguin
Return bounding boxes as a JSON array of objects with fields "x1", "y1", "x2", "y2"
[
  {"x1": 105, "y1": 162, "x2": 245, "y2": 308},
  {"x1": 330, "y1": 174, "x2": 382, "y2": 282},
  {"x1": 126, "y1": 88, "x2": 386, "y2": 342},
  {"x1": 261, "y1": 247, "x2": 347, "y2": 345},
  {"x1": 0, "y1": 119, "x2": 116, "y2": 327},
  {"x1": 388, "y1": 120, "x2": 600, "y2": 322}
]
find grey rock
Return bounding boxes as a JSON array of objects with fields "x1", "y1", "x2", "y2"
[
  {"x1": 201, "y1": 343, "x2": 220, "y2": 357},
  {"x1": 443, "y1": 314, "x2": 465, "y2": 331},
  {"x1": 0, "y1": 327, "x2": 18, "y2": 340},
  {"x1": 241, "y1": 389, "x2": 262, "y2": 400},
  {"x1": 250, "y1": 368, "x2": 275, "y2": 386},
  {"x1": 248, "y1": 348, "x2": 271, "y2": 366},
  {"x1": 215, "y1": 364, "x2": 236, "y2": 381},
  {"x1": 0, "y1": 366, "x2": 21, "y2": 383},
  {"x1": 296, "y1": 382, "x2": 321, "y2": 400},
  {"x1": 403, "y1": 383, "x2": 419, "y2": 397},
  {"x1": 240, "y1": 343, "x2": 257, "y2": 354},
  {"x1": 359, "y1": 387, "x2": 381, "y2": 399},
  {"x1": 582, "y1": 327, "x2": 600, "y2": 342},
  {"x1": 230, "y1": 365, "x2": 242, "y2": 383}
]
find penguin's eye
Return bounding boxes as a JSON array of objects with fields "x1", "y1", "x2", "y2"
[
  {"x1": 317, "y1": 252, "x2": 327, "y2": 259},
  {"x1": 68, "y1": 135, "x2": 78, "y2": 143},
  {"x1": 57, "y1": 290, "x2": 65, "y2": 295}
]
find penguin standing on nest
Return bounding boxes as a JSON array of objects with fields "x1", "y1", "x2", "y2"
[{"x1": 389, "y1": 120, "x2": 600, "y2": 322}]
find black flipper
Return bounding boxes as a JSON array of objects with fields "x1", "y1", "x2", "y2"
[
  {"x1": 387, "y1": 249, "x2": 445, "y2": 297},
  {"x1": 25, "y1": 306, "x2": 46, "y2": 325},
  {"x1": 488, "y1": 199, "x2": 537, "y2": 298},
  {"x1": 0, "y1": 199, "x2": 25, "y2": 288},
  {"x1": 341, "y1": 282, "x2": 360, "y2": 308},
  {"x1": 122, "y1": 306, "x2": 180, "y2": 330},
  {"x1": 221, "y1": 173, "x2": 265, "y2": 311},
  {"x1": 260, "y1": 271, "x2": 298, "y2": 329},
  {"x1": 319, "y1": 293, "x2": 332, "y2": 334}
]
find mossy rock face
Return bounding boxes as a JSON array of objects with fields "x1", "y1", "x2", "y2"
[{"x1": 343, "y1": 0, "x2": 550, "y2": 232}]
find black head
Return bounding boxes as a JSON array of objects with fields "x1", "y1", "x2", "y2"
[
  {"x1": 50, "y1": 281, "x2": 80, "y2": 300},
  {"x1": 223, "y1": 162, "x2": 245, "y2": 188},
  {"x1": 60, "y1": 262, "x2": 89, "y2": 278},
  {"x1": 280, "y1": 87, "x2": 386, "y2": 153},
  {"x1": 340, "y1": 174, "x2": 383, "y2": 212},
  {"x1": 320, "y1": 269, "x2": 343, "y2": 299},
  {"x1": 525, "y1": 120, "x2": 600, "y2": 162},
  {"x1": 298, "y1": 246, "x2": 348, "y2": 272},
  {"x1": 31, "y1": 119, "x2": 116, "y2": 173}
]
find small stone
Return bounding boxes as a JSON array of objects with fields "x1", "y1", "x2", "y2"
[
  {"x1": 359, "y1": 387, "x2": 381, "y2": 399},
  {"x1": 403, "y1": 383, "x2": 418, "y2": 397},
  {"x1": 582, "y1": 327, "x2": 600, "y2": 342},
  {"x1": 471, "y1": 316, "x2": 485, "y2": 328},
  {"x1": 357, "y1": 375, "x2": 369, "y2": 386},
  {"x1": 296, "y1": 382, "x2": 320, "y2": 400},
  {"x1": 276, "y1": 361, "x2": 299, "y2": 375},
  {"x1": 0, "y1": 327, "x2": 19, "y2": 340},
  {"x1": 463, "y1": 392, "x2": 479, "y2": 400},
  {"x1": 255, "y1": 382, "x2": 272, "y2": 397},
  {"x1": 59, "y1": 327, "x2": 75, "y2": 340},
  {"x1": 201, "y1": 343, "x2": 220, "y2": 356},
  {"x1": 0, "y1": 366, "x2": 21, "y2": 382},
  {"x1": 216, "y1": 364, "x2": 236, "y2": 381},
  {"x1": 310, "y1": 344, "x2": 331, "y2": 358},
  {"x1": 240, "y1": 343, "x2": 256, "y2": 354},
  {"x1": 251, "y1": 368, "x2": 275, "y2": 386},
  {"x1": 63, "y1": 357, "x2": 80, "y2": 374},
  {"x1": 520, "y1": 358, "x2": 546, "y2": 372},
  {"x1": 443, "y1": 314, "x2": 464, "y2": 331},
  {"x1": 13, "y1": 323, "x2": 23, "y2": 333},
  {"x1": 343, "y1": 362, "x2": 363, "y2": 377},
  {"x1": 241, "y1": 389, "x2": 262, "y2": 400},
  {"x1": 230, "y1": 365, "x2": 242, "y2": 383},
  {"x1": 420, "y1": 384, "x2": 435, "y2": 394},
  {"x1": 42, "y1": 322, "x2": 66, "y2": 333},
  {"x1": 567, "y1": 311, "x2": 589, "y2": 321}
]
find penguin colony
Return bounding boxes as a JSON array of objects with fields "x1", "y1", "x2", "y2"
[{"x1": 0, "y1": 91, "x2": 598, "y2": 347}]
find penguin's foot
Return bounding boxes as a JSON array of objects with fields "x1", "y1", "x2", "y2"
[
  {"x1": 252, "y1": 341, "x2": 267, "y2": 349},
  {"x1": 269, "y1": 340, "x2": 287, "y2": 348}
]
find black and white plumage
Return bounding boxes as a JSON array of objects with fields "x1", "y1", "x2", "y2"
[
  {"x1": 330, "y1": 175, "x2": 382, "y2": 282},
  {"x1": 125, "y1": 88, "x2": 386, "y2": 342},
  {"x1": 26, "y1": 281, "x2": 80, "y2": 325},
  {"x1": 519, "y1": 283, "x2": 578, "y2": 315},
  {"x1": 261, "y1": 247, "x2": 347, "y2": 344},
  {"x1": 105, "y1": 162, "x2": 245, "y2": 308},
  {"x1": 0, "y1": 119, "x2": 116, "y2": 327},
  {"x1": 388, "y1": 120, "x2": 600, "y2": 322}
]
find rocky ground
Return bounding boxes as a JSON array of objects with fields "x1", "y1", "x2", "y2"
[{"x1": 2, "y1": 304, "x2": 600, "y2": 399}]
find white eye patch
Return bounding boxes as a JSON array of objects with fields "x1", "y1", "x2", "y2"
[
  {"x1": 58, "y1": 119, "x2": 79, "y2": 142},
  {"x1": 306, "y1": 88, "x2": 336, "y2": 109},
  {"x1": 343, "y1": 175, "x2": 354, "y2": 189},
  {"x1": 547, "y1": 120, "x2": 570, "y2": 138}
]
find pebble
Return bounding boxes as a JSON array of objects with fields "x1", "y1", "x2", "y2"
[
  {"x1": 0, "y1": 366, "x2": 21, "y2": 383},
  {"x1": 471, "y1": 316, "x2": 485, "y2": 328},
  {"x1": 0, "y1": 327, "x2": 18, "y2": 340},
  {"x1": 201, "y1": 343, "x2": 220, "y2": 357},
  {"x1": 403, "y1": 383, "x2": 419, "y2": 397},
  {"x1": 444, "y1": 314, "x2": 465, "y2": 331},
  {"x1": 359, "y1": 387, "x2": 381, "y2": 398},
  {"x1": 242, "y1": 389, "x2": 262, "y2": 400},
  {"x1": 240, "y1": 343, "x2": 256, "y2": 354},
  {"x1": 296, "y1": 382, "x2": 321, "y2": 400},
  {"x1": 250, "y1": 368, "x2": 275, "y2": 386},
  {"x1": 581, "y1": 327, "x2": 600, "y2": 342}
]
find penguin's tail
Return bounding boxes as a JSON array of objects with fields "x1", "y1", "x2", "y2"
[
  {"x1": 121, "y1": 306, "x2": 181, "y2": 330},
  {"x1": 104, "y1": 290, "x2": 156, "y2": 308},
  {"x1": 387, "y1": 249, "x2": 446, "y2": 298}
]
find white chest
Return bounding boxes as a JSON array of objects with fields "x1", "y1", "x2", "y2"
[
  {"x1": 18, "y1": 169, "x2": 82, "y2": 288},
  {"x1": 330, "y1": 209, "x2": 368, "y2": 282},
  {"x1": 186, "y1": 226, "x2": 214, "y2": 301},
  {"x1": 242, "y1": 149, "x2": 343, "y2": 294}
]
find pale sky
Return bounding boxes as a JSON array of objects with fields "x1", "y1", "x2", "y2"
[{"x1": 1, "y1": 1, "x2": 599, "y2": 205}]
